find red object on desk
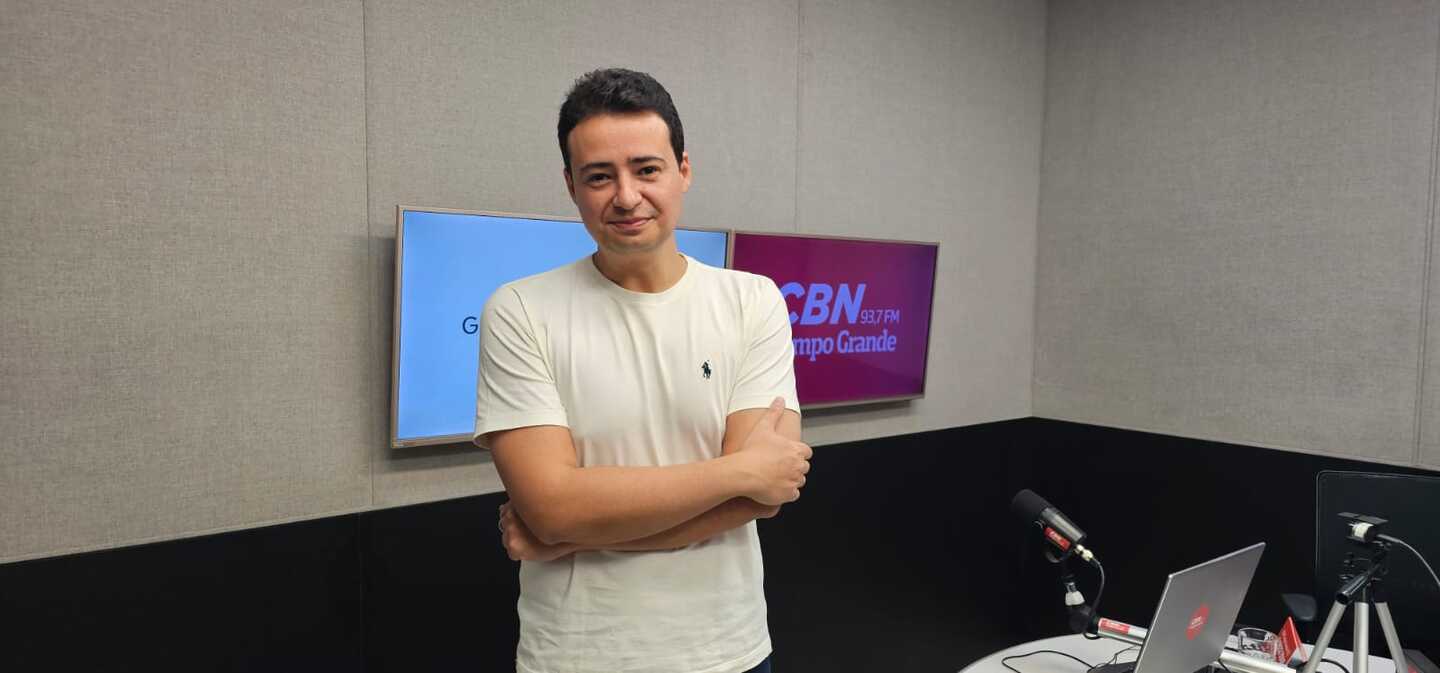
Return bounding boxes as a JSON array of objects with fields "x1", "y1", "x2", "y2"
[
  {"x1": 1278, "y1": 617, "x2": 1305, "y2": 664},
  {"x1": 1098, "y1": 618, "x2": 1131, "y2": 635}
]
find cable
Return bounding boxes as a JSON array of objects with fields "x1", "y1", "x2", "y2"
[
  {"x1": 1216, "y1": 660, "x2": 1233, "y2": 673},
  {"x1": 1000, "y1": 649, "x2": 1094, "y2": 672},
  {"x1": 1379, "y1": 533, "x2": 1440, "y2": 593},
  {"x1": 1101, "y1": 645, "x2": 1139, "y2": 667},
  {"x1": 1082, "y1": 558, "x2": 1107, "y2": 640}
]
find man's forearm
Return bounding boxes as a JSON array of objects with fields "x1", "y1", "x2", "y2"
[
  {"x1": 512, "y1": 454, "x2": 755, "y2": 547},
  {"x1": 578, "y1": 498, "x2": 778, "y2": 552},
  {"x1": 492, "y1": 402, "x2": 803, "y2": 548},
  {"x1": 502, "y1": 497, "x2": 775, "y2": 562}
]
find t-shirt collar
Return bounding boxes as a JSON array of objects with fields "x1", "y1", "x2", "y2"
[{"x1": 584, "y1": 252, "x2": 696, "y2": 305}]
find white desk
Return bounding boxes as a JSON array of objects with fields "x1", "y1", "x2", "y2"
[{"x1": 960, "y1": 634, "x2": 1397, "y2": 673}]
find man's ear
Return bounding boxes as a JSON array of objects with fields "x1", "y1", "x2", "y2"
[
  {"x1": 564, "y1": 167, "x2": 576, "y2": 202},
  {"x1": 679, "y1": 151, "x2": 691, "y2": 193}
]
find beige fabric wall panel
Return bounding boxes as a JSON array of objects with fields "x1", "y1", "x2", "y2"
[
  {"x1": 797, "y1": 0, "x2": 1046, "y2": 446},
  {"x1": 363, "y1": 0, "x2": 800, "y2": 506},
  {"x1": 1425, "y1": 183, "x2": 1440, "y2": 470},
  {"x1": 0, "y1": 1, "x2": 370, "y2": 562},
  {"x1": 1035, "y1": 1, "x2": 1437, "y2": 466}
]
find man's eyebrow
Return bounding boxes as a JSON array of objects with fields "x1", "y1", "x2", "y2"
[
  {"x1": 576, "y1": 161, "x2": 613, "y2": 173},
  {"x1": 576, "y1": 156, "x2": 668, "y2": 173}
]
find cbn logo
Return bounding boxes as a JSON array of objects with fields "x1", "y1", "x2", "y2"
[{"x1": 779, "y1": 282, "x2": 866, "y2": 326}]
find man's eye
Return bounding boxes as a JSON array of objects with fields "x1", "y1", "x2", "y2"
[
  {"x1": 638, "y1": 166, "x2": 660, "y2": 176},
  {"x1": 586, "y1": 174, "x2": 611, "y2": 184}
]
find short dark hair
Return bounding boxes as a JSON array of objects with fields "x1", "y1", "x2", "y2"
[{"x1": 557, "y1": 68, "x2": 684, "y2": 171}]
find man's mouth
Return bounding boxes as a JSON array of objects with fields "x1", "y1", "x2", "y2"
[{"x1": 608, "y1": 217, "x2": 651, "y2": 231}]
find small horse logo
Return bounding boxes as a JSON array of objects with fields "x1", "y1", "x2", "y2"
[{"x1": 701, "y1": 361, "x2": 712, "y2": 380}]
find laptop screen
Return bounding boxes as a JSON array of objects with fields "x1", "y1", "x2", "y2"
[{"x1": 1132, "y1": 543, "x2": 1265, "y2": 673}]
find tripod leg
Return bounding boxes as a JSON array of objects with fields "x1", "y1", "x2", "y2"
[
  {"x1": 1354, "y1": 601, "x2": 1370, "y2": 673},
  {"x1": 1300, "y1": 601, "x2": 1349, "y2": 673},
  {"x1": 1374, "y1": 602, "x2": 1409, "y2": 673}
]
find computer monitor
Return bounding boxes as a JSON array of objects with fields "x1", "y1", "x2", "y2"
[
  {"x1": 728, "y1": 231, "x2": 939, "y2": 408},
  {"x1": 390, "y1": 206, "x2": 729, "y2": 448},
  {"x1": 1316, "y1": 471, "x2": 1440, "y2": 655}
]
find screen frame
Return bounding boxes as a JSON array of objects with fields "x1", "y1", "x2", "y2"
[
  {"x1": 728, "y1": 229, "x2": 941, "y2": 411},
  {"x1": 1314, "y1": 469, "x2": 1440, "y2": 643},
  {"x1": 390, "y1": 204, "x2": 732, "y2": 448}
]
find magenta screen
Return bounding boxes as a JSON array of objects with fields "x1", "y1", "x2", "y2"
[{"x1": 731, "y1": 232, "x2": 939, "y2": 407}]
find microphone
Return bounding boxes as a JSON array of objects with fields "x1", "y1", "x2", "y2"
[
  {"x1": 1012, "y1": 489, "x2": 1107, "y2": 637},
  {"x1": 1011, "y1": 489, "x2": 1096, "y2": 564}
]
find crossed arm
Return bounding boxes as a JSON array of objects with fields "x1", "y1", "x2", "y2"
[{"x1": 487, "y1": 398, "x2": 808, "y2": 561}]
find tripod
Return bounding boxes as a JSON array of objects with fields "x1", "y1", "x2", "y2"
[{"x1": 1299, "y1": 540, "x2": 1409, "y2": 673}]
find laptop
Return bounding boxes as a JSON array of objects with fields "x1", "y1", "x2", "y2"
[{"x1": 1097, "y1": 542, "x2": 1266, "y2": 673}]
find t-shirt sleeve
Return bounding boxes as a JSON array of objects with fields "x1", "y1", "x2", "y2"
[
  {"x1": 472, "y1": 285, "x2": 569, "y2": 449},
  {"x1": 727, "y1": 275, "x2": 801, "y2": 416}
]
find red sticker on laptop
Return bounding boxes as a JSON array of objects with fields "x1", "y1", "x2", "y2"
[{"x1": 1186, "y1": 604, "x2": 1210, "y2": 640}]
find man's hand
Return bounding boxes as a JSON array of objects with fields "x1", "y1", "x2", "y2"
[
  {"x1": 731, "y1": 397, "x2": 812, "y2": 506},
  {"x1": 499, "y1": 501, "x2": 576, "y2": 562}
]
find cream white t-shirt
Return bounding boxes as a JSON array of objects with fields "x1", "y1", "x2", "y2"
[{"x1": 473, "y1": 253, "x2": 799, "y2": 673}]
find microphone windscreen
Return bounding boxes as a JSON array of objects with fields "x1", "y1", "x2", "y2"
[{"x1": 1011, "y1": 488, "x2": 1050, "y2": 523}]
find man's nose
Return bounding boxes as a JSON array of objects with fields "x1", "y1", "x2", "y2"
[{"x1": 613, "y1": 175, "x2": 642, "y2": 211}]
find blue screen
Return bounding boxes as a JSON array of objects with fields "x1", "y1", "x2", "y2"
[{"x1": 394, "y1": 210, "x2": 729, "y2": 444}]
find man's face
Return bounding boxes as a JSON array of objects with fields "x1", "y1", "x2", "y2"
[{"x1": 564, "y1": 111, "x2": 691, "y2": 258}]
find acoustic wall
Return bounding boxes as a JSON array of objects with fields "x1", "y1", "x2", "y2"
[
  {"x1": 0, "y1": 1, "x2": 371, "y2": 563},
  {"x1": 2, "y1": 0, "x2": 1045, "y2": 562},
  {"x1": 1425, "y1": 214, "x2": 1440, "y2": 469},
  {"x1": 1035, "y1": 0, "x2": 1440, "y2": 469},
  {"x1": 797, "y1": 0, "x2": 1045, "y2": 446}
]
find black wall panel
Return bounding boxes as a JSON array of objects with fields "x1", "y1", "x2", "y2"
[
  {"x1": 2, "y1": 419, "x2": 1434, "y2": 672},
  {"x1": 759, "y1": 420, "x2": 1033, "y2": 672},
  {"x1": 360, "y1": 492, "x2": 519, "y2": 673},
  {"x1": 1011, "y1": 420, "x2": 1438, "y2": 662},
  {"x1": 0, "y1": 515, "x2": 364, "y2": 672}
]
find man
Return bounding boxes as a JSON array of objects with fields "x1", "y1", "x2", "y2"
[{"x1": 473, "y1": 68, "x2": 811, "y2": 673}]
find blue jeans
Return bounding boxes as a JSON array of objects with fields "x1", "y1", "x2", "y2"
[{"x1": 741, "y1": 657, "x2": 771, "y2": 673}]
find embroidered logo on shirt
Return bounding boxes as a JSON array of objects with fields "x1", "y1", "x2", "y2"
[{"x1": 701, "y1": 361, "x2": 713, "y2": 380}]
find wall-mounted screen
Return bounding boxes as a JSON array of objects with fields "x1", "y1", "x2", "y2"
[
  {"x1": 391, "y1": 207, "x2": 730, "y2": 448},
  {"x1": 730, "y1": 232, "x2": 939, "y2": 408}
]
